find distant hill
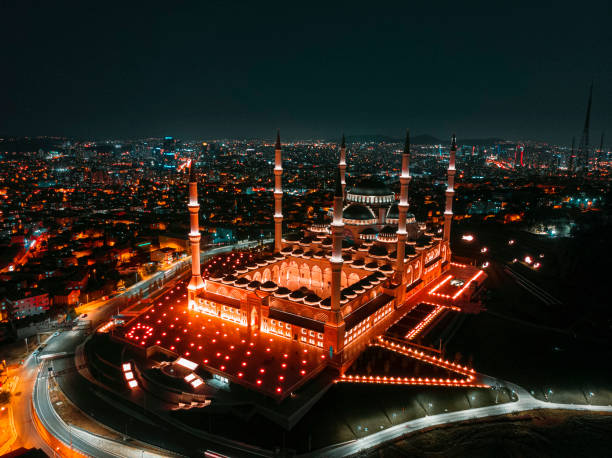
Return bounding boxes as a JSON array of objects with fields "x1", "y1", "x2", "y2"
[
  {"x1": 0, "y1": 137, "x2": 66, "y2": 152},
  {"x1": 344, "y1": 134, "x2": 440, "y2": 144},
  {"x1": 344, "y1": 134, "x2": 504, "y2": 145},
  {"x1": 459, "y1": 137, "x2": 505, "y2": 145}
]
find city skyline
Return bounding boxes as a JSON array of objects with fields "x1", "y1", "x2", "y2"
[{"x1": 1, "y1": 1, "x2": 611, "y2": 143}]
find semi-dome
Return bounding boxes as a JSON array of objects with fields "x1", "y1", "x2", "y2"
[
  {"x1": 343, "y1": 204, "x2": 376, "y2": 221},
  {"x1": 368, "y1": 244, "x2": 388, "y2": 257},
  {"x1": 379, "y1": 225, "x2": 396, "y2": 236},
  {"x1": 386, "y1": 203, "x2": 400, "y2": 219},
  {"x1": 386, "y1": 203, "x2": 416, "y2": 222}
]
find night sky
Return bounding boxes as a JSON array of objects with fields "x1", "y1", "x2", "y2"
[{"x1": 1, "y1": 0, "x2": 610, "y2": 143}]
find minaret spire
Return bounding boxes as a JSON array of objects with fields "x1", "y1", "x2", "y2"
[
  {"x1": 187, "y1": 160, "x2": 204, "y2": 307},
  {"x1": 395, "y1": 129, "x2": 411, "y2": 280},
  {"x1": 443, "y1": 134, "x2": 457, "y2": 243},
  {"x1": 330, "y1": 167, "x2": 344, "y2": 317},
  {"x1": 273, "y1": 130, "x2": 283, "y2": 252},
  {"x1": 339, "y1": 134, "x2": 347, "y2": 196}
]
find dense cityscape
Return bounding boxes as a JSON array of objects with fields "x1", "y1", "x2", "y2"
[
  {"x1": 2, "y1": 1, "x2": 612, "y2": 457},
  {"x1": 1, "y1": 133, "x2": 609, "y2": 324},
  {"x1": 1, "y1": 130, "x2": 611, "y2": 456}
]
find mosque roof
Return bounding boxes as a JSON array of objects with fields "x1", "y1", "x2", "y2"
[
  {"x1": 349, "y1": 177, "x2": 393, "y2": 197},
  {"x1": 343, "y1": 203, "x2": 376, "y2": 220},
  {"x1": 386, "y1": 203, "x2": 416, "y2": 220}
]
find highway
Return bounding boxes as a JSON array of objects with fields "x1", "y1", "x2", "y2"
[{"x1": 33, "y1": 359, "x2": 172, "y2": 457}]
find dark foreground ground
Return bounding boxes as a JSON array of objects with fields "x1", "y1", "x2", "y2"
[{"x1": 367, "y1": 410, "x2": 612, "y2": 458}]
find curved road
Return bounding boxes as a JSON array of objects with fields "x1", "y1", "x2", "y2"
[
  {"x1": 33, "y1": 361, "x2": 119, "y2": 458},
  {"x1": 11, "y1": 240, "x2": 268, "y2": 456},
  {"x1": 306, "y1": 374, "x2": 612, "y2": 458},
  {"x1": 34, "y1": 360, "x2": 172, "y2": 457}
]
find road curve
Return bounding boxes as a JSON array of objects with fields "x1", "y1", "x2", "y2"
[{"x1": 304, "y1": 374, "x2": 612, "y2": 458}]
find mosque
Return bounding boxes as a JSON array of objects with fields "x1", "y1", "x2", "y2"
[
  {"x1": 117, "y1": 131, "x2": 485, "y2": 401},
  {"x1": 185, "y1": 132, "x2": 470, "y2": 370}
]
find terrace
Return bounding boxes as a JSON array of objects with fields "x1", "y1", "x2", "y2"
[
  {"x1": 120, "y1": 280, "x2": 327, "y2": 399},
  {"x1": 424, "y1": 263, "x2": 485, "y2": 309}
]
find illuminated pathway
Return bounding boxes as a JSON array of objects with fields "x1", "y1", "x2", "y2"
[
  {"x1": 337, "y1": 336, "x2": 486, "y2": 388},
  {"x1": 404, "y1": 305, "x2": 444, "y2": 340},
  {"x1": 309, "y1": 374, "x2": 612, "y2": 458}
]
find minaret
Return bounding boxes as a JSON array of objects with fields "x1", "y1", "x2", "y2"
[
  {"x1": 443, "y1": 134, "x2": 457, "y2": 243},
  {"x1": 187, "y1": 161, "x2": 204, "y2": 307},
  {"x1": 339, "y1": 134, "x2": 347, "y2": 196},
  {"x1": 273, "y1": 130, "x2": 283, "y2": 252},
  {"x1": 330, "y1": 168, "x2": 344, "y2": 318},
  {"x1": 395, "y1": 130, "x2": 411, "y2": 279}
]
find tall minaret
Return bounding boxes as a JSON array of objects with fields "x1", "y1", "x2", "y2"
[
  {"x1": 443, "y1": 134, "x2": 457, "y2": 243},
  {"x1": 187, "y1": 161, "x2": 204, "y2": 306},
  {"x1": 273, "y1": 130, "x2": 283, "y2": 253},
  {"x1": 330, "y1": 168, "x2": 344, "y2": 318},
  {"x1": 395, "y1": 130, "x2": 411, "y2": 279},
  {"x1": 339, "y1": 134, "x2": 347, "y2": 196}
]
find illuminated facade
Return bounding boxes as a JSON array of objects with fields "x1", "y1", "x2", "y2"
[
  {"x1": 188, "y1": 132, "x2": 459, "y2": 371},
  {"x1": 118, "y1": 131, "x2": 486, "y2": 399}
]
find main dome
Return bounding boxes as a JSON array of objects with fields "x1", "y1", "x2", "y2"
[
  {"x1": 349, "y1": 177, "x2": 392, "y2": 196},
  {"x1": 347, "y1": 177, "x2": 394, "y2": 205}
]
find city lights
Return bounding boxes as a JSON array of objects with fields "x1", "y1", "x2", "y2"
[{"x1": 2, "y1": 5, "x2": 611, "y2": 457}]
